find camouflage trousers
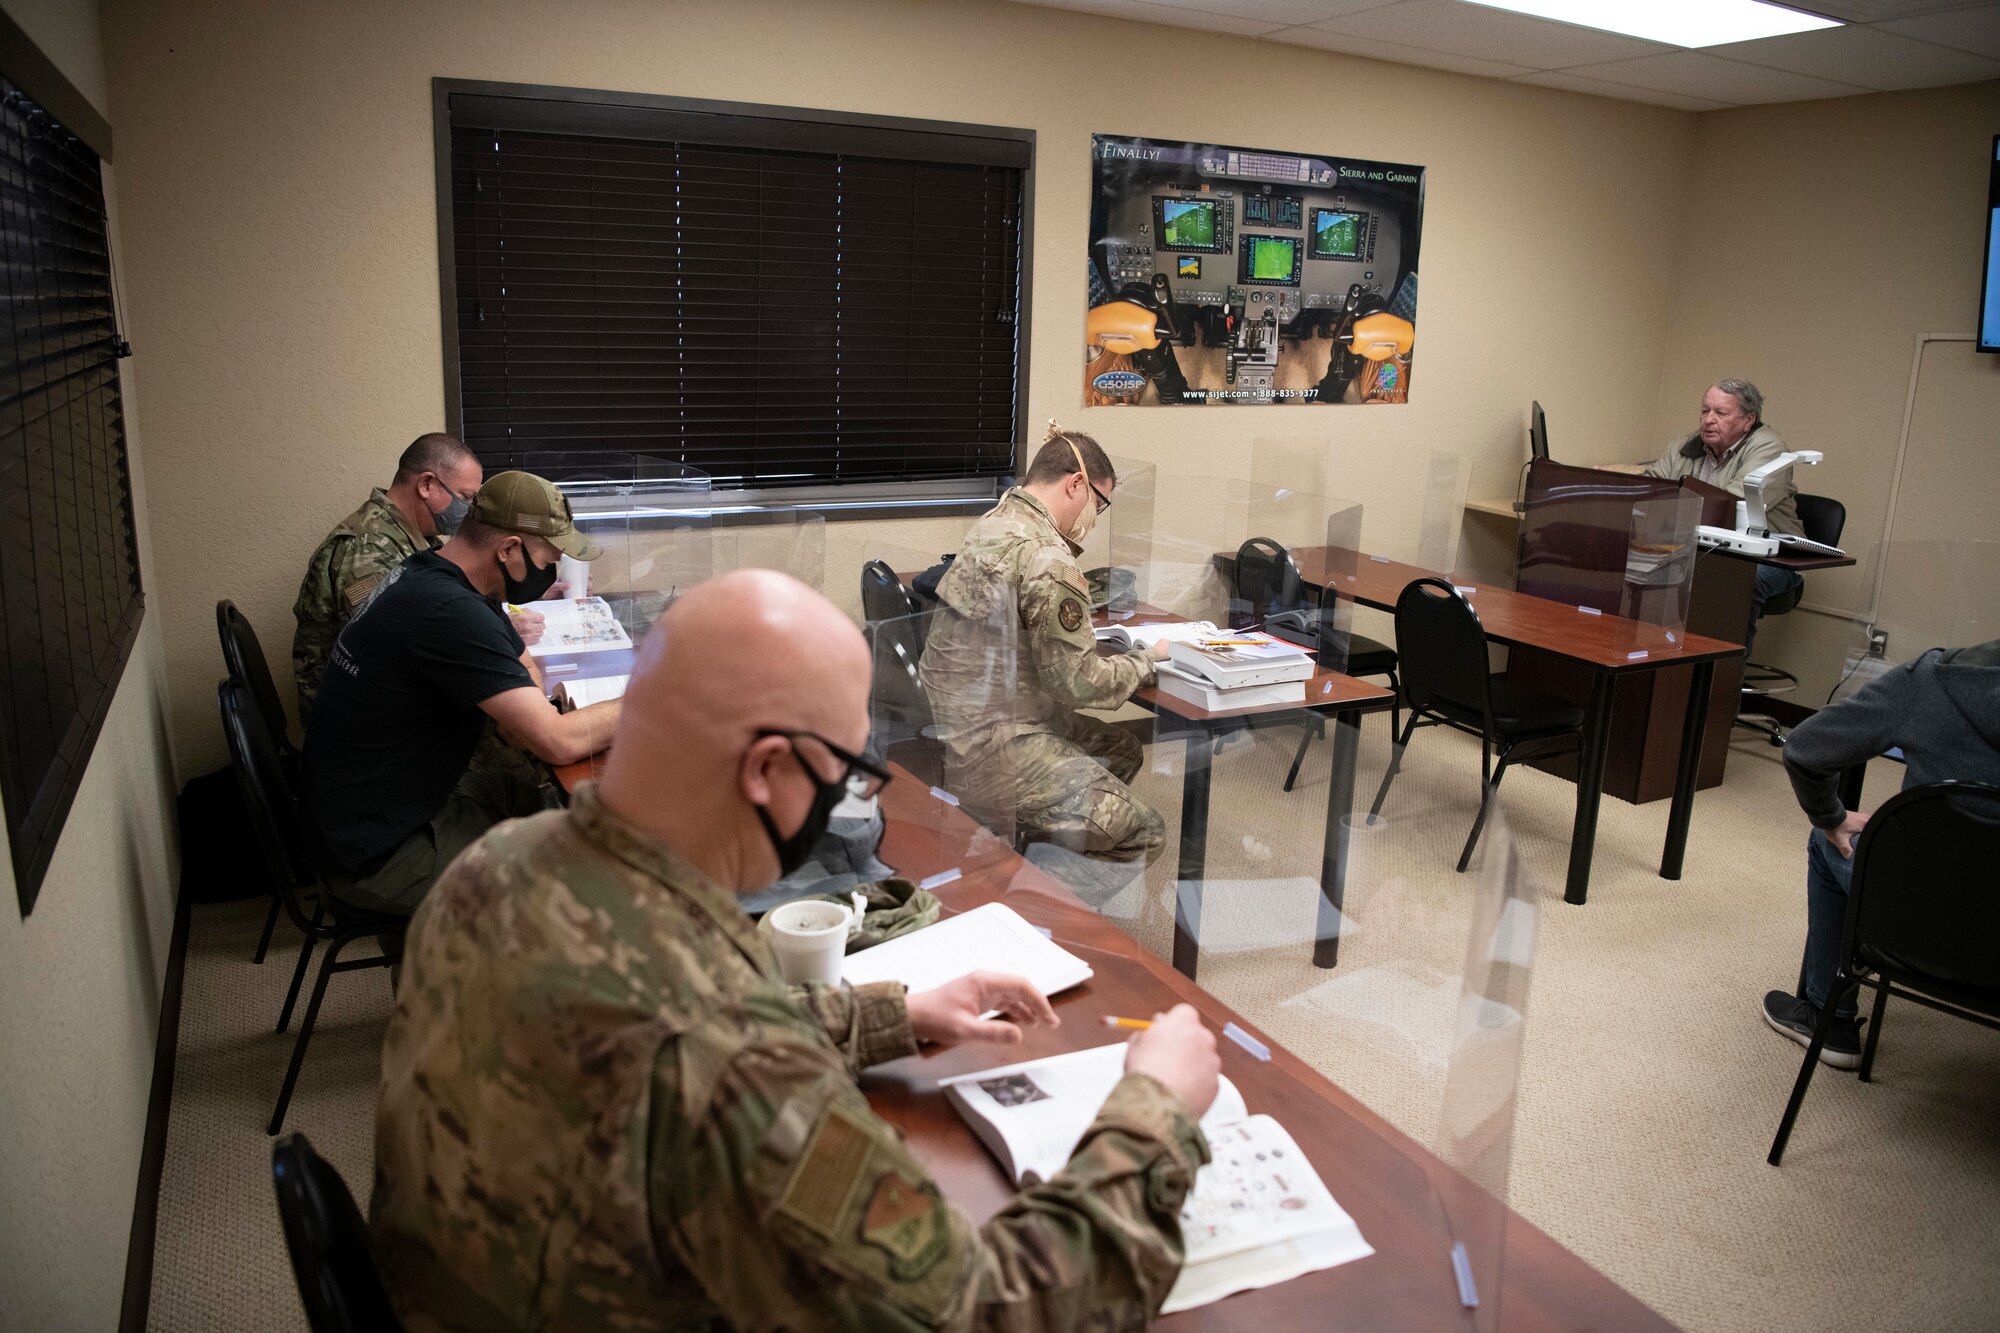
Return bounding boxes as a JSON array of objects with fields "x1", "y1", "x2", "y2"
[{"x1": 960, "y1": 711, "x2": 1163, "y2": 863}]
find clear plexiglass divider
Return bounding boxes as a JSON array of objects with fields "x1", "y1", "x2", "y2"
[
  {"x1": 1615, "y1": 491, "x2": 1703, "y2": 659},
  {"x1": 711, "y1": 507, "x2": 829, "y2": 596}
]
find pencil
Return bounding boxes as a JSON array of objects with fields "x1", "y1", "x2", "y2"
[{"x1": 1101, "y1": 1015, "x2": 1152, "y2": 1031}]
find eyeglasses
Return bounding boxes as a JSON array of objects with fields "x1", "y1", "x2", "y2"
[
  {"x1": 757, "y1": 729, "x2": 893, "y2": 802},
  {"x1": 1086, "y1": 478, "x2": 1113, "y2": 516}
]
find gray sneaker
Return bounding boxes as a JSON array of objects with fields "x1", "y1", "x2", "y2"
[{"x1": 1763, "y1": 991, "x2": 1862, "y2": 1070}]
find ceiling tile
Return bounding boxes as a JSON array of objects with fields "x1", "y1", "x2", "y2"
[
  {"x1": 1275, "y1": 23, "x2": 1540, "y2": 75},
  {"x1": 1004, "y1": 0, "x2": 1288, "y2": 35},
  {"x1": 1560, "y1": 49, "x2": 1873, "y2": 101},
  {"x1": 1309, "y1": 0, "x2": 1676, "y2": 69},
  {"x1": 1791, "y1": 0, "x2": 1988, "y2": 19},
  {"x1": 1513, "y1": 69, "x2": 1734, "y2": 110},
  {"x1": 1704, "y1": 22, "x2": 2000, "y2": 87},
  {"x1": 1137, "y1": 0, "x2": 1401, "y2": 23},
  {"x1": 1879, "y1": 5, "x2": 2000, "y2": 58}
]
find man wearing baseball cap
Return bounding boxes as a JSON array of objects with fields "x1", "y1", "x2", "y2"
[{"x1": 300, "y1": 470, "x2": 621, "y2": 916}]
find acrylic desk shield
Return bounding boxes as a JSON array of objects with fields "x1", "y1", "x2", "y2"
[
  {"x1": 1616, "y1": 492, "x2": 1703, "y2": 658},
  {"x1": 713, "y1": 508, "x2": 828, "y2": 592},
  {"x1": 879, "y1": 589, "x2": 1021, "y2": 885}
]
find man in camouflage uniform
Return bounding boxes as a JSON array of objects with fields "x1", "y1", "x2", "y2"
[
  {"x1": 372, "y1": 568, "x2": 1223, "y2": 1330},
  {"x1": 291, "y1": 433, "x2": 483, "y2": 721},
  {"x1": 920, "y1": 426, "x2": 1168, "y2": 863}
]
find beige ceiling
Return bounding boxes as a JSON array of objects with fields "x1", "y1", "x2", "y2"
[{"x1": 1005, "y1": 0, "x2": 2000, "y2": 108}]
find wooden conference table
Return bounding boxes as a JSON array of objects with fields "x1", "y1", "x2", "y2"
[
  {"x1": 548, "y1": 745, "x2": 1677, "y2": 1330},
  {"x1": 1267, "y1": 551, "x2": 1745, "y2": 906}
]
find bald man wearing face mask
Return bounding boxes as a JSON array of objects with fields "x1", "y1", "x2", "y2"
[
  {"x1": 371, "y1": 569, "x2": 1221, "y2": 1330},
  {"x1": 920, "y1": 425, "x2": 1168, "y2": 867}
]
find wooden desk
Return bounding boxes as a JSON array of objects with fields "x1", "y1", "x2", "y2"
[
  {"x1": 1281, "y1": 551, "x2": 1743, "y2": 906},
  {"x1": 868, "y1": 768, "x2": 1679, "y2": 1332},
  {"x1": 1106, "y1": 613, "x2": 1395, "y2": 976}
]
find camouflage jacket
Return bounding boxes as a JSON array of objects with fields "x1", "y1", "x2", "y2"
[
  {"x1": 920, "y1": 489, "x2": 1154, "y2": 765},
  {"x1": 291, "y1": 488, "x2": 432, "y2": 720},
  {"x1": 371, "y1": 781, "x2": 1209, "y2": 1332}
]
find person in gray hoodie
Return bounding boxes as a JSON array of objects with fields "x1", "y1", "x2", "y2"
[{"x1": 1764, "y1": 640, "x2": 2000, "y2": 1068}]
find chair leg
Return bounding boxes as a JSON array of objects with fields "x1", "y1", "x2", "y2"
[
  {"x1": 1769, "y1": 975, "x2": 1861, "y2": 1165},
  {"x1": 1384, "y1": 669, "x2": 1401, "y2": 746},
  {"x1": 1859, "y1": 980, "x2": 1890, "y2": 1083},
  {"x1": 275, "y1": 898, "x2": 326, "y2": 1036},
  {"x1": 1457, "y1": 750, "x2": 1514, "y2": 874},
  {"x1": 251, "y1": 890, "x2": 285, "y2": 964},
  {"x1": 1283, "y1": 726, "x2": 1316, "y2": 793},
  {"x1": 268, "y1": 928, "x2": 361, "y2": 1136},
  {"x1": 1368, "y1": 713, "x2": 1420, "y2": 821}
]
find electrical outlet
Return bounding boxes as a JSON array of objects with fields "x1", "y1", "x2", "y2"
[{"x1": 1867, "y1": 628, "x2": 1888, "y2": 658}]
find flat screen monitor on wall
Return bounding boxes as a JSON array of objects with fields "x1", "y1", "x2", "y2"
[{"x1": 1982, "y1": 134, "x2": 2000, "y2": 354}]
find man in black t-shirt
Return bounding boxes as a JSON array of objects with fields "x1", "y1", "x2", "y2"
[{"x1": 301, "y1": 471, "x2": 623, "y2": 915}]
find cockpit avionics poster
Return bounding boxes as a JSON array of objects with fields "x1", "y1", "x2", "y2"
[{"x1": 1086, "y1": 133, "x2": 1424, "y2": 407}]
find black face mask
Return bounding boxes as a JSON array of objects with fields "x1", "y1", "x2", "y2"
[
  {"x1": 502, "y1": 544, "x2": 560, "y2": 603},
  {"x1": 755, "y1": 765, "x2": 848, "y2": 877}
]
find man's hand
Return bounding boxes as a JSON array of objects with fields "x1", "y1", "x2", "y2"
[
  {"x1": 510, "y1": 608, "x2": 546, "y2": 647},
  {"x1": 546, "y1": 581, "x2": 571, "y2": 600},
  {"x1": 1151, "y1": 639, "x2": 1172, "y2": 661},
  {"x1": 1828, "y1": 809, "x2": 1870, "y2": 858},
  {"x1": 906, "y1": 971, "x2": 1059, "y2": 1046},
  {"x1": 1124, "y1": 1004, "x2": 1220, "y2": 1117}
]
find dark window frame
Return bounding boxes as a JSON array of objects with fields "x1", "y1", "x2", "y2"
[
  {"x1": 431, "y1": 79, "x2": 1035, "y2": 517},
  {"x1": 0, "y1": 23, "x2": 144, "y2": 916}
]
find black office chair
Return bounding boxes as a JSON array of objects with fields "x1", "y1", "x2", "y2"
[
  {"x1": 1230, "y1": 538, "x2": 1401, "y2": 792},
  {"x1": 217, "y1": 599, "x2": 307, "y2": 965},
  {"x1": 271, "y1": 1133, "x2": 406, "y2": 1332},
  {"x1": 218, "y1": 677, "x2": 402, "y2": 1134},
  {"x1": 1369, "y1": 579, "x2": 1585, "y2": 872},
  {"x1": 1768, "y1": 781, "x2": 2000, "y2": 1165},
  {"x1": 1737, "y1": 493, "x2": 1846, "y2": 744},
  {"x1": 860, "y1": 559, "x2": 942, "y2": 787}
]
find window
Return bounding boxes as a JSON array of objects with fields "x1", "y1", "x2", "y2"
[
  {"x1": 0, "y1": 74, "x2": 143, "y2": 913},
  {"x1": 434, "y1": 81, "x2": 1032, "y2": 500}
]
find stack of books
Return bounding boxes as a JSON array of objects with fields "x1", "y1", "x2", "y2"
[{"x1": 1157, "y1": 629, "x2": 1315, "y2": 710}]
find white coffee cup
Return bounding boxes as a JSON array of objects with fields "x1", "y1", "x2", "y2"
[
  {"x1": 767, "y1": 899, "x2": 853, "y2": 985},
  {"x1": 557, "y1": 553, "x2": 590, "y2": 599}
]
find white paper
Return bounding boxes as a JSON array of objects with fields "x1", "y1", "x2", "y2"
[
  {"x1": 514, "y1": 596, "x2": 634, "y2": 658},
  {"x1": 841, "y1": 903, "x2": 1091, "y2": 1004},
  {"x1": 556, "y1": 674, "x2": 629, "y2": 710}
]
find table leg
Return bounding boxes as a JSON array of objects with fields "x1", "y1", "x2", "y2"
[
  {"x1": 1661, "y1": 659, "x2": 1716, "y2": 880},
  {"x1": 1564, "y1": 672, "x2": 1617, "y2": 906},
  {"x1": 1313, "y1": 710, "x2": 1363, "y2": 969},
  {"x1": 1173, "y1": 729, "x2": 1215, "y2": 980}
]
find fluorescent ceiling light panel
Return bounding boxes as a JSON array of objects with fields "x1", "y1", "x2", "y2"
[{"x1": 1458, "y1": 0, "x2": 1841, "y2": 48}]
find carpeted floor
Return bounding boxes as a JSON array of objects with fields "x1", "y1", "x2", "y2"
[{"x1": 148, "y1": 722, "x2": 2000, "y2": 1331}]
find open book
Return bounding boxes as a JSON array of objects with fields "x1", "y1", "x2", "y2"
[
  {"x1": 1094, "y1": 620, "x2": 1225, "y2": 652},
  {"x1": 840, "y1": 902, "x2": 1092, "y2": 1002},
  {"x1": 512, "y1": 596, "x2": 634, "y2": 658},
  {"x1": 941, "y1": 1042, "x2": 1371, "y2": 1312}
]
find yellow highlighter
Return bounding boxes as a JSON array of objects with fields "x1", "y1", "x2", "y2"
[{"x1": 1101, "y1": 1016, "x2": 1153, "y2": 1031}]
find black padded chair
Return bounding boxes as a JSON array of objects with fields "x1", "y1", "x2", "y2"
[
  {"x1": 271, "y1": 1133, "x2": 405, "y2": 1333},
  {"x1": 1738, "y1": 493, "x2": 1846, "y2": 744},
  {"x1": 1230, "y1": 538, "x2": 1401, "y2": 791},
  {"x1": 1369, "y1": 579, "x2": 1585, "y2": 871},
  {"x1": 1768, "y1": 780, "x2": 2000, "y2": 1165},
  {"x1": 218, "y1": 677, "x2": 402, "y2": 1134},
  {"x1": 218, "y1": 599, "x2": 308, "y2": 965},
  {"x1": 860, "y1": 559, "x2": 942, "y2": 787}
]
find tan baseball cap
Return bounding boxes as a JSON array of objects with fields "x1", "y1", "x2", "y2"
[{"x1": 470, "y1": 471, "x2": 603, "y2": 560}]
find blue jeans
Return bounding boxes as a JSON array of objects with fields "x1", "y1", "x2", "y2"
[
  {"x1": 1747, "y1": 562, "x2": 1803, "y2": 658},
  {"x1": 1800, "y1": 827, "x2": 1858, "y2": 1021}
]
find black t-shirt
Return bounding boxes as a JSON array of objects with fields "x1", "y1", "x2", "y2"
[{"x1": 301, "y1": 550, "x2": 534, "y2": 875}]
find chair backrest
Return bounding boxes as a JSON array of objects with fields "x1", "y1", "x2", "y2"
[
  {"x1": 271, "y1": 1133, "x2": 406, "y2": 1333},
  {"x1": 1795, "y1": 493, "x2": 1846, "y2": 548},
  {"x1": 1846, "y1": 780, "x2": 2000, "y2": 999},
  {"x1": 218, "y1": 677, "x2": 317, "y2": 924},
  {"x1": 1232, "y1": 537, "x2": 1307, "y2": 627},
  {"x1": 859, "y1": 561, "x2": 933, "y2": 735},
  {"x1": 860, "y1": 560, "x2": 920, "y2": 625},
  {"x1": 1392, "y1": 578, "x2": 1493, "y2": 723},
  {"x1": 217, "y1": 600, "x2": 295, "y2": 755}
]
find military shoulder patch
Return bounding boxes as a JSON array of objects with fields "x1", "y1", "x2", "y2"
[
  {"x1": 1057, "y1": 597, "x2": 1085, "y2": 633},
  {"x1": 777, "y1": 1106, "x2": 872, "y2": 1238},
  {"x1": 858, "y1": 1170, "x2": 948, "y2": 1281},
  {"x1": 342, "y1": 572, "x2": 382, "y2": 611}
]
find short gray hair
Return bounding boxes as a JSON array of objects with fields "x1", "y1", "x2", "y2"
[{"x1": 1711, "y1": 378, "x2": 1763, "y2": 420}]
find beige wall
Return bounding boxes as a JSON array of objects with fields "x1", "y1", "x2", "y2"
[
  {"x1": 0, "y1": 2, "x2": 180, "y2": 1327},
  {"x1": 100, "y1": 0, "x2": 1698, "y2": 774},
  {"x1": 1651, "y1": 81, "x2": 2000, "y2": 700}
]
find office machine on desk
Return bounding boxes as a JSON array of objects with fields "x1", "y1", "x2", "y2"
[
  {"x1": 1086, "y1": 134, "x2": 1423, "y2": 406},
  {"x1": 1695, "y1": 451, "x2": 1844, "y2": 557}
]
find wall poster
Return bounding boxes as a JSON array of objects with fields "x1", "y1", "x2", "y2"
[{"x1": 1086, "y1": 133, "x2": 1425, "y2": 407}]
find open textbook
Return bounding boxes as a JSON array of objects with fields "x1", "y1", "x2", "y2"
[
  {"x1": 512, "y1": 596, "x2": 634, "y2": 658},
  {"x1": 552, "y1": 674, "x2": 628, "y2": 711},
  {"x1": 941, "y1": 1042, "x2": 1372, "y2": 1312},
  {"x1": 1093, "y1": 620, "x2": 1224, "y2": 652},
  {"x1": 840, "y1": 902, "x2": 1092, "y2": 1001}
]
